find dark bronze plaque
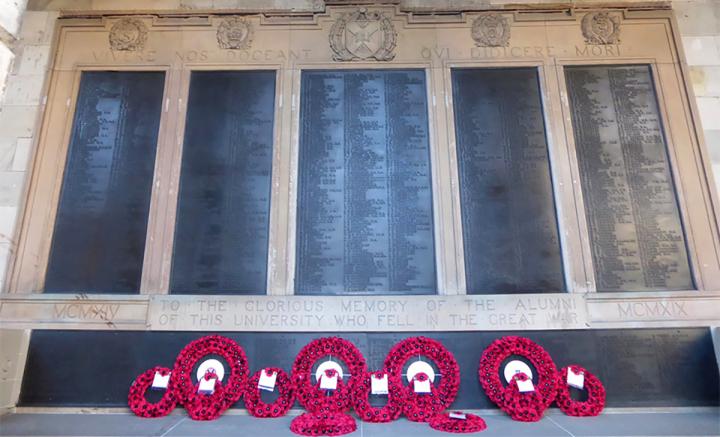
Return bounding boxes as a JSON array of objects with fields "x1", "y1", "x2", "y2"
[
  {"x1": 452, "y1": 68, "x2": 565, "y2": 294},
  {"x1": 44, "y1": 72, "x2": 165, "y2": 293},
  {"x1": 566, "y1": 65, "x2": 693, "y2": 291},
  {"x1": 170, "y1": 71, "x2": 276, "y2": 294},
  {"x1": 296, "y1": 70, "x2": 436, "y2": 294}
]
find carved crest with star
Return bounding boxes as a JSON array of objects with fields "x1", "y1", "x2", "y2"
[
  {"x1": 581, "y1": 12, "x2": 621, "y2": 45},
  {"x1": 109, "y1": 18, "x2": 148, "y2": 51},
  {"x1": 471, "y1": 14, "x2": 511, "y2": 47},
  {"x1": 217, "y1": 17, "x2": 253, "y2": 50},
  {"x1": 329, "y1": 8, "x2": 397, "y2": 61}
]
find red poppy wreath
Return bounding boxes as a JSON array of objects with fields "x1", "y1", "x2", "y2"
[
  {"x1": 290, "y1": 412, "x2": 357, "y2": 436},
  {"x1": 383, "y1": 336, "x2": 460, "y2": 422},
  {"x1": 478, "y1": 336, "x2": 558, "y2": 422},
  {"x1": 353, "y1": 370, "x2": 403, "y2": 423},
  {"x1": 172, "y1": 335, "x2": 249, "y2": 421},
  {"x1": 429, "y1": 412, "x2": 487, "y2": 434},
  {"x1": 291, "y1": 337, "x2": 367, "y2": 414},
  {"x1": 128, "y1": 366, "x2": 177, "y2": 418},
  {"x1": 244, "y1": 367, "x2": 295, "y2": 418},
  {"x1": 555, "y1": 365, "x2": 605, "y2": 417}
]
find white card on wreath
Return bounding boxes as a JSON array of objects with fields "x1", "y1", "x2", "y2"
[
  {"x1": 320, "y1": 374, "x2": 338, "y2": 390},
  {"x1": 198, "y1": 377, "x2": 216, "y2": 395},
  {"x1": 371, "y1": 374, "x2": 389, "y2": 395},
  {"x1": 151, "y1": 371, "x2": 170, "y2": 390},
  {"x1": 517, "y1": 379, "x2": 535, "y2": 393},
  {"x1": 567, "y1": 369, "x2": 585, "y2": 389},
  {"x1": 258, "y1": 370, "x2": 277, "y2": 392},
  {"x1": 449, "y1": 412, "x2": 467, "y2": 420},
  {"x1": 414, "y1": 379, "x2": 431, "y2": 393}
]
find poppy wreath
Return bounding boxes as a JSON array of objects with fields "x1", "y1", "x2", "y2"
[
  {"x1": 403, "y1": 372, "x2": 448, "y2": 422},
  {"x1": 478, "y1": 336, "x2": 558, "y2": 421},
  {"x1": 501, "y1": 372, "x2": 548, "y2": 422},
  {"x1": 128, "y1": 366, "x2": 177, "y2": 418},
  {"x1": 172, "y1": 335, "x2": 249, "y2": 420},
  {"x1": 183, "y1": 371, "x2": 228, "y2": 421},
  {"x1": 291, "y1": 337, "x2": 367, "y2": 413},
  {"x1": 352, "y1": 370, "x2": 403, "y2": 423},
  {"x1": 383, "y1": 336, "x2": 460, "y2": 421},
  {"x1": 244, "y1": 367, "x2": 295, "y2": 418},
  {"x1": 290, "y1": 412, "x2": 357, "y2": 436},
  {"x1": 555, "y1": 365, "x2": 606, "y2": 417},
  {"x1": 429, "y1": 412, "x2": 488, "y2": 434}
]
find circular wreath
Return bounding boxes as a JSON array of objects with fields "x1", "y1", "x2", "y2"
[
  {"x1": 556, "y1": 365, "x2": 605, "y2": 417},
  {"x1": 353, "y1": 370, "x2": 403, "y2": 423},
  {"x1": 291, "y1": 337, "x2": 367, "y2": 413},
  {"x1": 172, "y1": 335, "x2": 249, "y2": 420},
  {"x1": 384, "y1": 337, "x2": 460, "y2": 421},
  {"x1": 290, "y1": 412, "x2": 357, "y2": 436},
  {"x1": 478, "y1": 336, "x2": 557, "y2": 421},
  {"x1": 501, "y1": 372, "x2": 548, "y2": 422},
  {"x1": 128, "y1": 366, "x2": 177, "y2": 418},
  {"x1": 429, "y1": 412, "x2": 488, "y2": 434},
  {"x1": 244, "y1": 367, "x2": 295, "y2": 418}
]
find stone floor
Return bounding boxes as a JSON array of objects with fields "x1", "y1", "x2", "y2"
[{"x1": 1, "y1": 410, "x2": 719, "y2": 437}]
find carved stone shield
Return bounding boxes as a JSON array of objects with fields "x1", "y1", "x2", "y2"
[
  {"x1": 217, "y1": 17, "x2": 253, "y2": 50},
  {"x1": 109, "y1": 18, "x2": 147, "y2": 51},
  {"x1": 581, "y1": 12, "x2": 621, "y2": 45},
  {"x1": 471, "y1": 14, "x2": 510, "y2": 47},
  {"x1": 329, "y1": 8, "x2": 397, "y2": 61}
]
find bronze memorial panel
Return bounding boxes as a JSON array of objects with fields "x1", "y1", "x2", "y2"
[
  {"x1": 452, "y1": 68, "x2": 564, "y2": 294},
  {"x1": 296, "y1": 70, "x2": 436, "y2": 295},
  {"x1": 44, "y1": 72, "x2": 165, "y2": 293},
  {"x1": 566, "y1": 65, "x2": 693, "y2": 292},
  {"x1": 171, "y1": 71, "x2": 276, "y2": 294}
]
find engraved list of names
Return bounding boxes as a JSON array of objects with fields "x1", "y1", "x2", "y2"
[
  {"x1": 296, "y1": 70, "x2": 436, "y2": 294},
  {"x1": 566, "y1": 65, "x2": 693, "y2": 291}
]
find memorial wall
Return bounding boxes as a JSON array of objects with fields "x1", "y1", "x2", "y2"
[{"x1": 0, "y1": 1, "x2": 719, "y2": 410}]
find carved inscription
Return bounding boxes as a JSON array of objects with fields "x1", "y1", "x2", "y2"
[
  {"x1": 148, "y1": 295, "x2": 586, "y2": 331},
  {"x1": 566, "y1": 65, "x2": 693, "y2": 292},
  {"x1": 53, "y1": 303, "x2": 119, "y2": 321},
  {"x1": 296, "y1": 70, "x2": 436, "y2": 294}
]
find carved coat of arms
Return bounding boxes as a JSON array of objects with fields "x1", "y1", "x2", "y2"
[
  {"x1": 329, "y1": 8, "x2": 397, "y2": 61},
  {"x1": 471, "y1": 14, "x2": 510, "y2": 47},
  {"x1": 109, "y1": 18, "x2": 148, "y2": 51},
  {"x1": 217, "y1": 17, "x2": 253, "y2": 50},
  {"x1": 581, "y1": 12, "x2": 621, "y2": 45}
]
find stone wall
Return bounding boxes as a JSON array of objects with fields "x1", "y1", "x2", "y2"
[{"x1": 0, "y1": 0, "x2": 717, "y2": 291}]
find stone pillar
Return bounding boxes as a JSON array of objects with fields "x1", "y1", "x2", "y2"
[
  {"x1": 0, "y1": 329, "x2": 30, "y2": 412},
  {"x1": 675, "y1": 0, "x2": 720, "y2": 194},
  {"x1": 0, "y1": 6, "x2": 56, "y2": 288}
]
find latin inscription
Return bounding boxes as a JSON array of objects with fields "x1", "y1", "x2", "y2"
[{"x1": 420, "y1": 45, "x2": 621, "y2": 59}]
